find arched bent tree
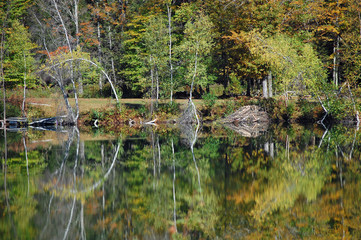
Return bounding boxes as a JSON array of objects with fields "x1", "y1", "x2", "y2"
[{"x1": 41, "y1": 56, "x2": 120, "y2": 124}]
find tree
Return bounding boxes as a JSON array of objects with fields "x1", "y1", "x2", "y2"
[
  {"x1": 177, "y1": 10, "x2": 215, "y2": 99},
  {"x1": 4, "y1": 20, "x2": 36, "y2": 115},
  {"x1": 144, "y1": 15, "x2": 168, "y2": 110},
  {"x1": 118, "y1": 14, "x2": 148, "y2": 96},
  {"x1": 247, "y1": 32, "x2": 326, "y2": 101}
]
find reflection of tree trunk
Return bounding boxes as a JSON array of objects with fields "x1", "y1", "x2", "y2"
[
  {"x1": 349, "y1": 128, "x2": 357, "y2": 159},
  {"x1": 286, "y1": 135, "x2": 289, "y2": 161},
  {"x1": 264, "y1": 141, "x2": 269, "y2": 154},
  {"x1": 190, "y1": 122, "x2": 202, "y2": 199},
  {"x1": 191, "y1": 145, "x2": 202, "y2": 197},
  {"x1": 23, "y1": 135, "x2": 30, "y2": 195},
  {"x1": 80, "y1": 203, "x2": 86, "y2": 240},
  {"x1": 63, "y1": 128, "x2": 80, "y2": 240},
  {"x1": 63, "y1": 196, "x2": 76, "y2": 240},
  {"x1": 40, "y1": 128, "x2": 75, "y2": 239},
  {"x1": 151, "y1": 131, "x2": 156, "y2": 189},
  {"x1": 157, "y1": 136, "x2": 161, "y2": 175},
  {"x1": 171, "y1": 139, "x2": 177, "y2": 233},
  {"x1": 101, "y1": 142, "x2": 105, "y2": 238}
]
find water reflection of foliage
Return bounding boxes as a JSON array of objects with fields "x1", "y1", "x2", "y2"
[{"x1": 1, "y1": 124, "x2": 361, "y2": 239}]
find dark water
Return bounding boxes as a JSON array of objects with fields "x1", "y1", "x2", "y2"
[{"x1": 1, "y1": 123, "x2": 361, "y2": 239}]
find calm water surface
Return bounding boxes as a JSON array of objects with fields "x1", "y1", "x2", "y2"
[{"x1": 1, "y1": 124, "x2": 361, "y2": 239}]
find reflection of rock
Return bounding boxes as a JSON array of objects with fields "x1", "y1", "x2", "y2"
[
  {"x1": 223, "y1": 122, "x2": 268, "y2": 138},
  {"x1": 221, "y1": 105, "x2": 269, "y2": 137}
]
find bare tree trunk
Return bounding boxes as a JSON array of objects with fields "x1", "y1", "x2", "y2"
[
  {"x1": 97, "y1": 19, "x2": 103, "y2": 90},
  {"x1": 108, "y1": 26, "x2": 117, "y2": 86},
  {"x1": 333, "y1": 36, "x2": 340, "y2": 87},
  {"x1": 45, "y1": 58, "x2": 120, "y2": 103},
  {"x1": 74, "y1": 0, "x2": 83, "y2": 95},
  {"x1": 189, "y1": 45, "x2": 198, "y2": 101},
  {"x1": 268, "y1": 71, "x2": 273, "y2": 97},
  {"x1": 52, "y1": 0, "x2": 79, "y2": 122},
  {"x1": 1, "y1": 12, "x2": 7, "y2": 129},
  {"x1": 150, "y1": 56, "x2": 154, "y2": 116},
  {"x1": 156, "y1": 66, "x2": 159, "y2": 104},
  {"x1": 167, "y1": 4, "x2": 174, "y2": 102},
  {"x1": 262, "y1": 76, "x2": 268, "y2": 98},
  {"x1": 22, "y1": 52, "x2": 27, "y2": 117}
]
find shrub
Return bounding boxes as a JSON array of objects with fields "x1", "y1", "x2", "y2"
[
  {"x1": 158, "y1": 101, "x2": 180, "y2": 115},
  {"x1": 202, "y1": 93, "x2": 217, "y2": 109}
]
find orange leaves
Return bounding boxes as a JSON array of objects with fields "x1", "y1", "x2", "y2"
[
  {"x1": 49, "y1": 46, "x2": 69, "y2": 57},
  {"x1": 79, "y1": 21, "x2": 99, "y2": 47}
]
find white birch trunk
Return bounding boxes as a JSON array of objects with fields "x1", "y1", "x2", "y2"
[
  {"x1": 108, "y1": 26, "x2": 117, "y2": 85},
  {"x1": 268, "y1": 71, "x2": 273, "y2": 97},
  {"x1": 52, "y1": 0, "x2": 79, "y2": 122},
  {"x1": 262, "y1": 77, "x2": 268, "y2": 98},
  {"x1": 167, "y1": 4, "x2": 174, "y2": 102},
  {"x1": 97, "y1": 3, "x2": 103, "y2": 90},
  {"x1": 189, "y1": 44, "x2": 199, "y2": 101},
  {"x1": 22, "y1": 51, "x2": 27, "y2": 117}
]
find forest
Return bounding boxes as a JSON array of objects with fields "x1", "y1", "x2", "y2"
[{"x1": 0, "y1": 0, "x2": 361, "y2": 124}]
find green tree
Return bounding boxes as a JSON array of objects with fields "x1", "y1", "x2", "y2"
[
  {"x1": 144, "y1": 15, "x2": 168, "y2": 104},
  {"x1": 177, "y1": 10, "x2": 215, "y2": 99},
  {"x1": 248, "y1": 32, "x2": 326, "y2": 100},
  {"x1": 4, "y1": 20, "x2": 36, "y2": 88}
]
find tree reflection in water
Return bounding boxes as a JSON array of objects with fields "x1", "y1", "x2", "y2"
[{"x1": 0, "y1": 124, "x2": 361, "y2": 239}]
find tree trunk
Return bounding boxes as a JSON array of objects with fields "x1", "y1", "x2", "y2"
[
  {"x1": 1, "y1": 12, "x2": 7, "y2": 128},
  {"x1": 262, "y1": 77, "x2": 268, "y2": 98},
  {"x1": 108, "y1": 26, "x2": 117, "y2": 86},
  {"x1": 189, "y1": 45, "x2": 198, "y2": 101},
  {"x1": 156, "y1": 66, "x2": 159, "y2": 104},
  {"x1": 333, "y1": 36, "x2": 340, "y2": 87},
  {"x1": 97, "y1": 5, "x2": 103, "y2": 90},
  {"x1": 150, "y1": 56, "x2": 154, "y2": 116},
  {"x1": 167, "y1": 4, "x2": 174, "y2": 102},
  {"x1": 22, "y1": 51, "x2": 27, "y2": 117},
  {"x1": 53, "y1": 0, "x2": 79, "y2": 122},
  {"x1": 268, "y1": 71, "x2": 273, "y2": 97}
]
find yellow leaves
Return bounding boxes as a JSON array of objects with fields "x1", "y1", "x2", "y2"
[{"x1": 316, "y1": 25, "x2": 339, "y2": 35}]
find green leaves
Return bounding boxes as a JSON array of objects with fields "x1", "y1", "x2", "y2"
[
  {"x1": 248, "y1": 32, "x2": 326, "y2": 96},
  {"x1": 4, "y1": 20, "x2": 37, "y2": 88},
  {"x1": 177, "y1": 11, "x2": 215, "y2": 90}
]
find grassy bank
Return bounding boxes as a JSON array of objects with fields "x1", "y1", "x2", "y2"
[{"x1": 3, "y1": 92, "x2": 360, "y2": 130}]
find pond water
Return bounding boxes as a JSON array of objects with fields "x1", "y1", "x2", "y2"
[{"x1": 0, "y1": 123, "x2": 361, "y2": 239}]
